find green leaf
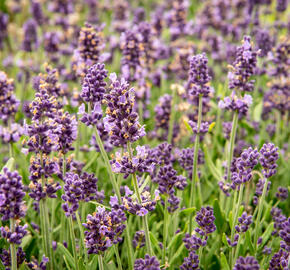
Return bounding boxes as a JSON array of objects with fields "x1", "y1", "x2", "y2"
[
  {"x1": 208, "y1": 122, "x2": 216, "y2": 132},
  {"x1": 58, "y1": 243, "x2": 75, "y2": 269},
  {"x1": 78, "y1": 258, "x2": 86, "y2": 270},
  {"x1": 180, "y1": 207, "x2": 196, "y2": 216},
  {"x1": 222, "y1": 233, "x2": 230, "y2": 248},
  {"x1": 0, "y1": 260, "x2": 5, "y2": 270},
  {"x1": 168, "y1": 232, "x2": 183, "y2": 251},
  {"x1": 220, "y1": 252, "x2": 230, "y2": 270},
  {"x1": 228, "y1": 211, "x2": 233, "y2": 230},
  {"x1": 245, "y1": 230, "x2": 254, "y2": 254},
  {"x1": 213, "y1": 199, "x2": 226, "y2": 233},
  {"x1": 63, "y1": 256, "x2": 72, "y2": 270},
  {"x1": 169, "y1": 243, "x2": 186, "y2": 265},
  {"x1": 203, "y1": 146, "x2": 223, "y2": 182},
  {"x1": 89, "y1": 255, "x2": 99, "y2": 270},
  {"x1": 260, "y1": 222, "x2": 274, "y2": 248},
  {"x1": 0, "y1": 158, "x2": 15, "y2": 173},
  {"x1": 149, "y1": 232, "x2": 162, "y2": 256},
  {"x1": 20, "y1": 235, "x2": 32, "y2": 249},
  {"x1": 183, "y1": 120, "x2": 192, "y2": 133},
  {"x1": 253, "y1": 101, "x2": 263, "y2": 122}
]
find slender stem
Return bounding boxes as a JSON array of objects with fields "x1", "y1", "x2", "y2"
[
  {"x1": 76, "y1": 211, "x2": 88, "y2": 266},
  {"x1": 162, "y1": 196, "x2": 169, "y2": 264},
  {"x1": 254, "y1": 177, "x2": 269, "y2": 253},
  {"x1": 10, "y1": 219, "x2": 17, "y2": 270},
  {"x1": 189, "y1": 94, "x2": 203, "y2": 233},
  {"x1": 94, "y1": 128, "x2": 134, "y2": 269},
  {"x1": 98, "y1": 255, "x2": 104, "y2": 270},
  {"x1": 127, "y1": 142, "x2": 153, "y2": 256},
  {"x1": 114, "y1": 245, "x2": 123, "y2": 270},
  {"x1": 69, "y1": 216, "x2": 79, "y2": 270},
  {"x1": 233, "y1": 235, "x2": 242, "y2": 264},
  {"x1": 230, "y1": 185, "x2": 244, "y2": 267},
  {"x1": 168, "y1": 89, "x2": 177, "y2": 144},
  {"x1": 226, "y1": 111, "x2": 239, "y2": 183}
]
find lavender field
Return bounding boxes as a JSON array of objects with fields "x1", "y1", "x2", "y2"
[{"x1": 0, "y1": 0, "x2": 289, "y2": 269}]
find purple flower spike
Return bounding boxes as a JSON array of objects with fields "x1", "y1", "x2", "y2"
[
  {"x1": 195, "y1": 206, "x2": 216, "y2": 235},
  {"x1": 134, "y1": 254, "x2": 160, "y2": 270},
  {"x1": 233, "y1": 256, "x2": 259, "y2": 270},
  {"x1": 259, "y1": 143, "x2": 279, "y2": 178}
]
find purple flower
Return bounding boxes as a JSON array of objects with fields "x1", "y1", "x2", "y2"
[
  {"x1": 22, "y1": 19, "x2": 38, "y2": 52},
  {"x1": 83, "y1": 206, "x2": 126, "y2": 254},
  {"x1": 27, "y1": 255, "x2": 49, "y2": 270},
  {"x1": 0, "y1": 168, "x2": 26, "y2": 221},
  {"x1": 228, "y1": 36, "x2": 259, "y2": 93},
  {"x1": 188, "y1": 53, "x2": 211, "y2": 97},
  {"x1": 275, "y1": 187, "x2": 288, "y2": 201},
  {"x1": 235, "y1": 212, "x2": 252, "y2": 233},
  {"x1": 279, "y1": 218, "x2": 290, "y2": 252},
  {"x1": 259, "y1": 143, "x2": 279, "y2": 178},
  {"x1": 233, "y1": 256, "x2": 259, "y2": 270},
  {"x1": 269, "y1": 249, "x2": 289, "y2": 270},
  {"x1": 0, "y1": 12, "x2": 9, "y2": 49},
  {"x1": 0, "y1": 247, "x2": 26, "y2": 269},
  {"x1": 133, "y1": 230, "x2": 145, "y2": 249},
  {"x1": 80, "y1": 63, "x2": 108, "y2": 105},
  {"x1": 188, "y1": 121, "x2": 209, "y2": 135},
  {"x1": 180, "y1": 251, "x2": 200, "y2": 270},
  {"x1": 271, "y1": 207, "x2": 287, "y2": 236},
  {"x1": 134, "y1": 254, "x2": 160, "y2": 270},
  {"x1": 195, "y1": 206, "x2": 216, "y2": 235},
  {"x1": 1, "y1": 223, "x2": 28, "y2": 244},
  {"x1": 62, "y1": 172, "x2": 104, "y2": 217}
]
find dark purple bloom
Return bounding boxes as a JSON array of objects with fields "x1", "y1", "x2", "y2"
[
  {"x1": 22, "y1": 19, "x2": 38, "y2": 52},
  {"x1": 276, "y1": 187, "x2": 288, "y2": 201},
  {"x1": 80, "y1": 63, "x2": 108, "y2": 105},
  {"x1": 1, "y1": 223, "x2": 27, "y2": 244},
  {"x1": 83, "y1": 206, "x2": 126, "y2": 254},
  {"x1": 44, "y1": 32, "x2": 60, "y2": 53},
  {"x1": 0, "y1": 12, "x2": 9, "y2": 49},
  {"x1": 259, "y1": 143, "x2": 279, "y2": 178},
  {"x1": 134, "y1": 254, "x2": 160, "y2": 270},
  {"x1": 0, "y1": 168, "x2": 26, "y2": 221},
  {"x1": 0, "y1": 247, "x2": 26, "y2": 269},
  {"x1": 228, "y1": 36, "x2": 259, "y2": 92},
  {"x1": 235, "y1": 212, "x2": 252, "y2": 233},
  {"x1": 188, "y1": 121, "x2": 209, "y2": 135},
  {"x1": 183, "y1": 233, "x2": 206, "y2": 252},
  {"x1": 233, "y1": 256, "x2": 259, "y2": 270},
  {"x1": 188, "y1": 53, "x2": 211, "y2": 97},
  {"x1": 195, "y1": 206, "x2": 216, "y2": 235},
  {"x1": 269, "y1": 249, "x2": 289, "y2": 269},
  {"x1": 0, "y1": 123, "x2": 24, "y2": 143},
  {"x1": 133, "y1": 230, "x2": 145, "y2": 249},
  {"x1": 27, "y1": 255, "x2": 49, "y2": 270},
  {"x1": 62, "y1": 172, "x2": 104, "y2": 217},
  {"x1": 276, "y1": 0, "x2": 287, "y2": 12},
  {"x1": 271, "y1": 207, "x2": 287, "y2": 235},
  {"x1": 222, "y1": 122, "x2": 232, "y2": 139},
  {"x1": 30, "y1": 0, "x2": 45, "y2": 25},
  {"x1": 180, "y1": 251, "x2": 200, "y2": 270},
  {"x1": 253, "y1": 178, "x2": 271, "y2": 205},
  {"x1": 279, "y1": 218, "x2": 290, "y2": 252}
]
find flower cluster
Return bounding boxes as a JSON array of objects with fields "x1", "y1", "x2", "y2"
[
  {"x1": 0, "y1": 168, "x2": 26, "y2": 221},
  {"x1": 154, "y1": 165, "x2": 187, "y2": 212},
  {"x1": 233, "y1": 256, "x2": 260, "y2": 270},
  {"x1": 235, "y1": 212, "x2": 252, "y2": 233},
  {"x1": 62, "y1": 172, "x2": 104, "y2": 217},
  {"x1": 133, "y1": 230, "x2": 145, "y2": 249},
  {"x1": 228, "y1": 36, "x2": 259, "y2": 92},
  {"x1": 0, "y1": 123, "x2": 24, "y2": 143},
  {"x1": 0, "y1": 71, "x2": 20, "y2": 124},
  {"x1": 111, "y1": 146, "x2": 155, "y2": 178},
  {"x1": 134, "y1": 254, "x2": 160, "y2": 270},
  {"x1": 259, "y1": 143, "x2": 279, "y2": 178},
  {"x1": 1, "y1": 223, "x2": 28, "y2": 244},
  {"x1": 188, "y1": 53, "x2": 211, "y2": 97},
  {"x1": 103, "y1": 74, "x2": 145, "y2": 146},
  {"x1": 22, "y1": 19, "x2": 38, "y2": 52},
  {"x1": 0, "y1": 247, "x2": 26, "y2": 269},
  {"x1": 276, "y1": 187, "x2": 288, "y2": 201},
  {"x1": 253, "y1": 178, "x2": 271, "y2": 205},
  {"x1": 83, "y1": 206, "x2": 126, "y2": 254}
]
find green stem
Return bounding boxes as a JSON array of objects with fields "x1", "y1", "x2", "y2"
[
  {"x1": 127, "y1": 142, "x2": 153, "y2": 256},
  {"x1": 10, "y1": 219, "x2": 17, "y2": 270},
  {"x1": 230, "y1": 185, "x2": 244, "y2": 267},
  {"x1": 114, "y1": 245, "x2": 123, "y2": 270},
  {"x1": 98, "y1": 255, "x2": 104, "y2": 270},
  {"x1": 162, "y1": 197, "x2": 169, "y2": 265},
  {"x1": 233, "y1": 235, "x2": 242, "y2": 265},
  {"x1": 76, "y1": 211, "x2": 88, "y2": 266},
  {"x1": 168, "y1": 89, "x2": 177, "y2": 144},
  {"x1": 189, "y1": 94, "x2": 203, "y2": 233},
  {"x1": 254, "y1": 177, "x2": 269, "y2": 253},
  {"x1": 69, "y1": 216, "x2": 79, "y2": 270},
  {"x1": 226, "y1": 111, "x2": 239, "y2": 183},
  {"x1": 94, "y1": 128, "x2": 134, "y2": 269}
]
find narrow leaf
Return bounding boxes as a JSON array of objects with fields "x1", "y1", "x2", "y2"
[
  {"x1": 0, "y1": 158, "x2": 15, "y2": 173},
  {"x1": 220, "y1": 252, "x2": 230, "y2": 270},
  {"x1": 245, "y1": 230, "x2": 254, "y2": 254},
  {"x1": 149, "y1": 232, "x2": 162, "y2": 256},
  {"x1": 213, "y1": 199, "x2": 226, "y2": 233},
  {"x1": 58, "y1": 243, "x2": 75, "y2": 269},
  {"x1": 180, "y1": 207, "x2": 196, "y2": 216}
]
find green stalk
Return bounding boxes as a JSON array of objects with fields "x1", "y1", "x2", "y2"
[
  {"x1": 69, "y1": 216, "x2": 79, "y2": 270},
  {"x1": 254, "y1": 177, "x2": 269, "y2": 253},
  {"x1": 127, "y1": 142, "x2": 153, "y2": 256},
  {"x1": 189, "y1": 94, "x2": 203, "y2": 233},
  {"x1": 76, "y1": 211, "x2": 88, "y2": 266},
  {"x1": 114, "y1": 245, "x2": 123, "y2": 270},
  {"x1": 230, "y1": 185, "x2": 244, "y2": 267},
  {"x1": 10, "y1": 219, "x2": 17, "y2": 270},
  {"x1": 233, "y1": 235, "x2": 242, "y2": 265},
  {"x1": 98, "y1": 255, "x2": 104, "y2": 270},
  {"x1": 167, "y1": 89, "x2": 177, "y2": 144},
  {"x1": 162, "y1": 196, "x2": 169, "y2": 264},
  {"x1": 94, "y1": 128, "x2": 134, "y2": 269},
  {"x1": 226, "y1": 111, "x2": 239, "y2": 183}
]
